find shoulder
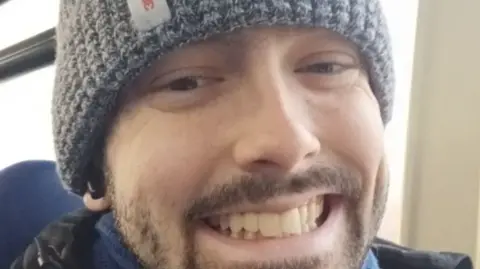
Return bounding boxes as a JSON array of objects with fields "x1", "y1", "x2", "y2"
[
  {"x1": 372, "y1": 238, "x2": 473, "y2": 269},
  {"x1": 10, "y1": 209, "x2": 104, "y2": 269}
]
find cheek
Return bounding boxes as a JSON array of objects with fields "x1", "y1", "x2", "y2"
[
  {"x1": 106, "y1": 106, "x2": 221, "y2": 211},
  {"x1": 312, "y1": 84, "x2": 384, "y2": 180}
]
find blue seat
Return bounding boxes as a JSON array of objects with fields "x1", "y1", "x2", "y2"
[{"x1": 0, "y1": 160, "x2": 83, "y2": 268}]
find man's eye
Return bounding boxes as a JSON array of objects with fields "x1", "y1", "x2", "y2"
[
  {"x1": 295, "y1": 63, "x2": 346, "y2": 74},
  {"x1": 163, "y1": 76, "x2": 223, "y2": 91},
  {"x1": 166, "y1": 77, "x2": 204, "y2": 91}
]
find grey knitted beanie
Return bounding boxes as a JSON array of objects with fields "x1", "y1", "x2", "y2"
[{"x1": 53, "y1": 0, "x2": 395, "y2": 195}]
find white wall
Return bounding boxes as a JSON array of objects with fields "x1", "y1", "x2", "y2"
[{"x1": 401, "y1": 0, "x2": 480, "y2": 264}]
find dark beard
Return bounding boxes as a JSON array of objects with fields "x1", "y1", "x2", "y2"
[{"x1": 109, "y1": 159, "x2": 387, "y2": 269}]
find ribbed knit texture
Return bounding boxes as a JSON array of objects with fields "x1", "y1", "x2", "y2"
[{"x1": 53, "y1": 0, "x2": 395, "y2": 195}]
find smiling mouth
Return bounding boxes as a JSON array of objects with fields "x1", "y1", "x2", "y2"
[{"x1": 199, "y1": 194, "x2": 333, "y2": 240}]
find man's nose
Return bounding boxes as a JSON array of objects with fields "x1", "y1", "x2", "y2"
[{"x1": 232, "y1": 73, "x2": 321, "y2": 174}]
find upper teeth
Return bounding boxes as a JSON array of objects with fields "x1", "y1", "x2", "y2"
[{"x1": 209, "y1": 196, "x2": 324, "y2": 239}]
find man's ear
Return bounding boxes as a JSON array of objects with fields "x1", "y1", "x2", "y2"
[
  {"x1": 84, "y1": 152, "x2": 111, "y2": 211},
  {"x1": 83, "y1": 191, "x2": 111, "y2": 211},
  {"x1": 92, "y1": 148, "x2": 107, "y2": 192}
]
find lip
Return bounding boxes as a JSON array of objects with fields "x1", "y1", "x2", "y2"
[
  {"x1": 195, "y1": 189, "x2": 341, "y2": 219},
  {"x1": 194, "y1": 196, "x2": 346, "y2": 263}
]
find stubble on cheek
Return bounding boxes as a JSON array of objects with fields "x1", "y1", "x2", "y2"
[{"x1": 108, "y1": 173, "x2": 191, "y2": 269}]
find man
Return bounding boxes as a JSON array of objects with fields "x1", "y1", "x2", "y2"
[{"x1": 11, "y1": 0, "x2": 473, "y2": 269}]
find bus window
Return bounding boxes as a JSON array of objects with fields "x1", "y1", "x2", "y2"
[
  {"x1": 0, "y1": 66, "x2": 55, "y2": 169},
  {"x1": 379, "y1": 0, "x2": 419, "y2": 242},
  {"x1": 0, "y1": 0, "x2": 59, "y2": 50},
  {"x1": 0, "y1": 0, "x2": 57, "y2": 169}
]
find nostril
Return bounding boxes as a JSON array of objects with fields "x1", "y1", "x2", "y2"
[
  {"x1": 233, "y1": 130, "x2": 320, "y2": 173},
  {"x1": 254, "y1": 159, "x2": 274, "y2": 165},
  {"x1": 304, "y1": 150, "x2": 318, "y2": 160},
  {"x1": 304, "y1": 138, "x2": 321, "y2": 160},
  {"x1": 247, "y1": 159, "x2": 286, "y2": 174}
]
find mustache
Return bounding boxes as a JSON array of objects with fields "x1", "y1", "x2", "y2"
[{"x1": 186, "y1": 163, "x2": 362, "y2": 219}]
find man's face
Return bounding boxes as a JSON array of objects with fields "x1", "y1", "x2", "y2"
[{"x1": 104, "y1": 27, "x2": 387, "y2": 269}]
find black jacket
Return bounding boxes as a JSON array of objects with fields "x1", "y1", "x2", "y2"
[{"x1": 10, "y1": 209, "x2": 474, "y2": 269}]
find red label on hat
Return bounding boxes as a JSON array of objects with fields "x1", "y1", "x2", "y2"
[
  {"x1": 142, "y1": 0, "x2": 155, "y2": 11},
  {"x1": 127, "y1": 0, "x2": 172, "y2": 31}
]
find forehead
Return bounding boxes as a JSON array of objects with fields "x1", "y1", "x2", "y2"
[
  {"x1": 138, "y1": 27, "x2": 361, "y2": 78},
  {"x1": 160, "y1": 26, "x2": 361, "y2": 61},
  {"x1": 203, "y1": 26, "x2": 353, "y2": 44}
]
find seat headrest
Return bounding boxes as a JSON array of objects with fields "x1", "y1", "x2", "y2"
[{"x1": 0, "y1": 160, "x2": 83, "y2": 269}]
